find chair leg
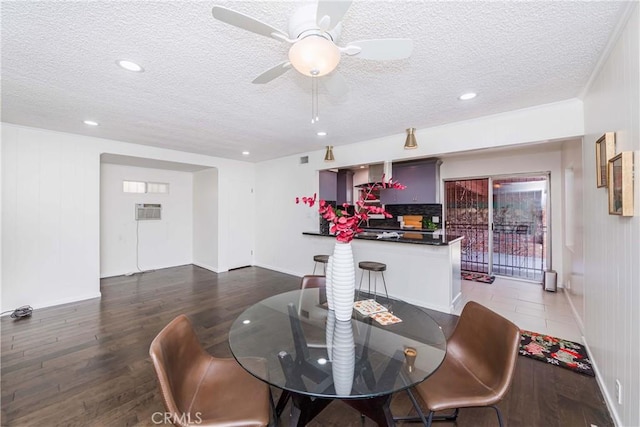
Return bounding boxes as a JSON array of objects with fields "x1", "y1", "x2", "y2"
[
  {"x1": 492, "y1": 405, "x2": 504, "y2": 427},
  {"x1": 380, "y1": 271, "x2": 389, "y2": 303},
  {"x1": 312, "y1": 263, "x2": 317, "y2": 275},
  {"x1": 392, "y1": 388, "x2": 430, "y2": 425}
]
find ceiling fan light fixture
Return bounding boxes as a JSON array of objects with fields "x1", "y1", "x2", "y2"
[
  {"x1": 288, "y1": 35, "x2": 340, "y2": 77},
  {"x1": 404, "y1": 128, "x2": 418, "y2": 149},
  {"x1": 324, "y1": 145, "x2": 335, "y2": 162}
]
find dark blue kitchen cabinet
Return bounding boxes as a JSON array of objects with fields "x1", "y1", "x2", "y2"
[
  {"x1": 319, "y1": 170, "x2": 337, "y2": 201},
  {"x1": 381, "y1": 159, "x2": 440, "y2": 204}
]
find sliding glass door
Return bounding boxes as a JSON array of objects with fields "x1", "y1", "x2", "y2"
[
  {"x1": 445, "y1": 174, "x2": 550, "y2": 282},
  {"x1": 491, "y1": 175, "x2": 549, "y2": 281}
]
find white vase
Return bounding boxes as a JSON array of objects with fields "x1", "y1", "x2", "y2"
[
  {"x1": 331, "y1": 319, "x2": 355, "y2": 396},
  {"x1": 325, "y1": 255, "x2": 334, "y2": 310},
  {"x1": 325, "y1": 309, "x2": 335, "y2": 361},
  {"x1": 331, "y1": 241, "x2": 355, "y2": 321}
]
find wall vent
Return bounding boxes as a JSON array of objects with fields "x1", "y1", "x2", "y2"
[
  {"x1": 300, "y1": 156, "x2": 309, "y2": 164},
  {"x1": 135, "y1": 203, "x2": 162, "y2": 220}
]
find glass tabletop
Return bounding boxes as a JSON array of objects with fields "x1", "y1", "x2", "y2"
[{"x1": 228, "y1": 289, "x2": 446, "y2": 399}]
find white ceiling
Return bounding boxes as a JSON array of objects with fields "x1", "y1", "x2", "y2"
[{"x1": 1, "y1": 1, "x2": 630, "y2": 163}]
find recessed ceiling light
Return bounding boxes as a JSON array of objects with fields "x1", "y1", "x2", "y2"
[
  {"x1": 317, "y1": 131, "x2": 327, "y2": 136},
  {"x1": 360, "y1": 165, "x2": 366, "y2": 169},
  {"x1": 83, "y1": 120, "x2": 99, "y2": 126},
  {"x1": 116, "y1": 60, "x2": 144, "y2": 72},
  {"x1": 458, "y1": 92, "x2": 477, "y2": 101},
  {"x1": 242, "y1": 151, "x2": 250, "y2": 156}
]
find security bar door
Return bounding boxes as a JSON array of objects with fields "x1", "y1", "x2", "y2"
[{"x1": 444, "y1": 178, "x2": 491, "y2": 274}]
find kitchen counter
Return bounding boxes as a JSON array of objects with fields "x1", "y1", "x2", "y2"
[
  {"x1": 302, "y1": 231, "x2": 462, "y2": 246},
  {"x1": 302, "y1": 231, "x2": 462, "y2": 313}
]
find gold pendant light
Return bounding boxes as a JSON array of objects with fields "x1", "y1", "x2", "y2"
[
  {"x1": 324, "y1": 145, "x2": 335, "y2": 162},
  {"x1": 404, "y1": 128, "x2": 418, "y2": 149}
]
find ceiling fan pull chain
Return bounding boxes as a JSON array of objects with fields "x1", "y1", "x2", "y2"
[
  {"x1": 311, "y1": 70, "x2": 320, "y2": 124},
  {"x1": 315, "y1": 76, "x2": 319, "y2": 123}
]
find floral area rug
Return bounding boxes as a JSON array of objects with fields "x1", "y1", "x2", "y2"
[
  {"x1": 519, "y1": 330, "x2": 594, "y2": 376},
  {"x1": 461, "y1": 271, "x2": 495, "y2": 284}
]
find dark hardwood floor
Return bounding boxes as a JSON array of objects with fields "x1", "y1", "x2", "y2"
[{"x1": 1, "y1": 265, "x2": 612, "y2": 426}]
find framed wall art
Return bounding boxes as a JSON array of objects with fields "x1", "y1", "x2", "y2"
[
  {"x1": 595, "y1": 132, "x2": 615, "y2": 187},
  {"x1": 607, "y1": 151, "x2": 634, "y2": 216}
]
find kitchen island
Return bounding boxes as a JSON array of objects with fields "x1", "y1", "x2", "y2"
[{"x1": 302, "y1": 231, "x2": 463, "y2": 314}]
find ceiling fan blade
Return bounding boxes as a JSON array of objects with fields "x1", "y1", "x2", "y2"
[
  {"x1": 212, "y1": 6, "x2": 288, "y2": 42},
  {"x1": 321, "y1": 71, "x2": 348, "y2": 98},
  {"x1": 345, "y1": 39, "x2": 413, "y2": 60},
  {"x1": 252, "y1": 62, "x2": 292, "y2": 84},
  {"x1": 316, "y1": 0, "x2": 352, "y2": 31}
]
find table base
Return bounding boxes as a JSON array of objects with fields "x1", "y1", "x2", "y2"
[{"x1": 277, "y1": 390, "x2": 395, "y2": 427}]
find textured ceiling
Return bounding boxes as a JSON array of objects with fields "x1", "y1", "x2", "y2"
[{"x1": 1, "y1": 1, "x2": 630, "y2": 162}]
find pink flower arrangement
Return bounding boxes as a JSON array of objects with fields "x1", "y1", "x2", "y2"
[{"x1": 297, "y1": 176, "x2": 406, "y2": 243}]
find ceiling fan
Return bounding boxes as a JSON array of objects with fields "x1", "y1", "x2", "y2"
[{"x1": 211, "y1": 1, "x2": 413, "y2": 96}]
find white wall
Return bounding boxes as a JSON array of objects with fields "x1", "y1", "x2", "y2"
[
  {"x1": 1, "y1": 124, "x2": 255, "y2": 312},
  {"x1": 193, "y1": 168, "x2": 219, "y2": 272},
  {"x1": 254, "y1": 99, "x2": 584, "y2": 278},
  {"x1": 100, "y1": 163, "x2": 193, "y2": 278},
  {"x1": 581, "y1": 4, "x2": 640, "y2": 426},
  {"x1": 439, "y1": 145, "x2": 565, "y2": 283},
  {"x1": 2, "y1": 127, "x2": 101, "y2": 310},
  {"x1": 561, "y1": 140, "x2": 585, "y2": 325}
]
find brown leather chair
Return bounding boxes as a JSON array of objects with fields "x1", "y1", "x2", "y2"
[
  {"x1": 399, "y1": 301, "x2": 521, "y2": 427},
  {"x1": 149, "y1": 315, "x2": 271, "y2": 427},
  {"x1": 300, "y1": 275, "x2": 326, "y2": 290}
]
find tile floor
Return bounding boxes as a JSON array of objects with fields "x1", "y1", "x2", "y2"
[{"x1": 453, "y1": 275, "x2": 584, "y2": 343}]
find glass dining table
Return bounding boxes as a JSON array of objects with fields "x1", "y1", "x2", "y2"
[{"x1": 228, "y1": 289, "x2": 447, "y2": 426}]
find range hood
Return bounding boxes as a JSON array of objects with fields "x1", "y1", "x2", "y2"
[{"x1": 356, "y1": 161, "x2": 393, "y2": 187}]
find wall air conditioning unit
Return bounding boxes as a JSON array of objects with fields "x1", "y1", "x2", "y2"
[{"x1": 135, "y1": 203, "x2": 162, "y2": 220}]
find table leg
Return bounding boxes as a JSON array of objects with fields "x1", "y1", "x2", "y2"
[
  {"x1": 289, "y1": 393, "x2": 333, "y2": 427},
  {"x1": 344, "y1": 394, "x2": 395, "y2": 427},
  {"x1": 276, "y1": 390, "x2": 291, "y2": 417}
]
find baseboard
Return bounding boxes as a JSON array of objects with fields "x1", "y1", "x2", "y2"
[
  {"x1": 450, "y1": 291, "x2": 463, "y2": 311},
  {"x1": 1, "y1": 292, "x2": 102, "y2": 315},
  {"x1": 562, "y1": 288, "x2": 585, "y2": 334},
  {"x1": 581, "y1": 335, "x2": 622, "y2": 427},
  {"x1": 253, "y1": 263, "x2": 304, "y2": 278},
  {"x1": 192, "y1": 262, "x2": 221, "y2": 273}
]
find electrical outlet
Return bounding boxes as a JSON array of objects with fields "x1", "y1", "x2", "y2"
[
  {"x1": 432, "y1": 216, "x2": 440, "y2": 223},
  {"x1": 615, "y1": 379, "x2": 622, "y2": 405}
]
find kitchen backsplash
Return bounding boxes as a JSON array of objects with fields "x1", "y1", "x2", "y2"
[
  {"x1": 319, "y1": 202, "x2": 443, "y2": 233},
  {"x1": 368, "y1": 204, "x2": 443, "y2": 228}
]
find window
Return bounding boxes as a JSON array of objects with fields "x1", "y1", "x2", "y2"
[
  {"x1": 123, "y1": 180, "x2": 169, "y2": 194},
  {"x1": 123, "y1": 180, "x2": 146, "y2": 193},
  {"x1": 146, "y1": 182, "x2": 169, "y2": 193}
]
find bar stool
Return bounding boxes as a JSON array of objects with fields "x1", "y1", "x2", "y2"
[
  {"x1": 357, "y1": 261, "x2": 389, "y2": 302},
  {"x1": 312, "y1": 254, "x2": 330, "y2": 274}
]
